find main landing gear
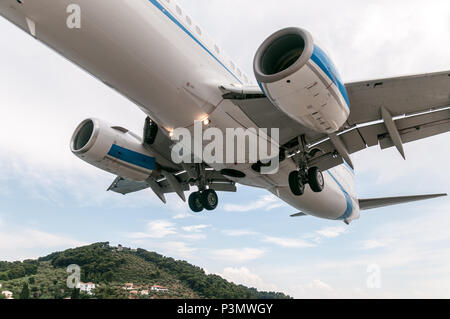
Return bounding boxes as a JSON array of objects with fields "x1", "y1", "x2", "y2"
[
  {"x1": 288, "y1": 135, "x2": 325, "y2": 196},
  {"x1": 289, "y1": 167, "x2": 324, "y2": 196},
  {"x1": 188, "y1": 189, "x2": 219, "y2": 213},
  {"x1": 185, "y1": 163, "x2": 220, "y2": 213}
]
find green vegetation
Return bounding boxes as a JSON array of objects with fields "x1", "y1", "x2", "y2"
[
  {"x1": 19, "y1": 283, "x2": 30, "y2": 299},
  {"x1": 0, "y1": 259, "x2": 39, "y2": 281},
  {"x1": 0, "y1": 242, "x2": 291, "y2": 299}
]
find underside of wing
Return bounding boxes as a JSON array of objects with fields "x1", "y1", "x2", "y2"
[
  {"x1": 314, "y1": 106, "x2": 450, "y2": 161},
  {"x1": 359, "y1": 194, "x2": 447, "y2": 211},
  {"x1": 222, "y1": 70, "x2": 450, "y2": 172},
  {"x1": 345, "y1": 71, "x2": 450, "y2": 126}
]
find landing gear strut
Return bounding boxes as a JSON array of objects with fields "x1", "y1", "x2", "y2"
[
  {"x1": 288, "y1": 135, "x2": 325, "y2": 196},
  {"x1": 188, "y1": 189, "x2": 219, "y2": 213}
]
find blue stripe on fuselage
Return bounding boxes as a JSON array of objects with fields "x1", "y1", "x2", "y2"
[
  {"x1": 147, "y1": 0, "x2": 243, "y2": 85},
  {"x1": 108, "y1": 144, "x2": 156, "y2": 171},
  {"x1": 311, "y1": 45, "x2": 350, "y2": 109},
  {"x1": 327, "y1": 170, "x2": 354, "y2": 220}
]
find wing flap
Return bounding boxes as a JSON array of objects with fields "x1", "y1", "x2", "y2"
[
  {"x1": 378, "y1": 108, "x2": 450, "y2": 149},
  {"x1": 313, "y1": 107, "x2": 450, "y2": 162},
  {"x1": 359, "y1": 194, "x2": 447, "y2": 211}
]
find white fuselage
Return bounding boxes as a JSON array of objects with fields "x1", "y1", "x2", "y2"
[{"x1": 0, "y1": 0, "x2": 360, "y2": 222}]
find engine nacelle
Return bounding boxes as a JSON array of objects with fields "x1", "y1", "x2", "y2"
[
  {"x1": 254, "y1": 27, "x2": 350, "y2": 133},
  {"x1": 70, "y1": 118, "x2": 156, "y2": 181}
]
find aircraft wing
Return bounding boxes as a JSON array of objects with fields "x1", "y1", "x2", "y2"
[{"x1": 223, "y1": 71, "x2": 450, "y2": 171}]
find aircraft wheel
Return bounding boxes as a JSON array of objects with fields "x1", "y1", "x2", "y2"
[
  {"x1": 308, "y1": 167, "x2": 325, "y2": 193},
  {"x1": 289, "y1": 171, "x2": 305, "y2": 196},
  {"x1": 188, "y1": 192, "x2": 204, "y2": 213},
  {"x1": 201, "y1": 189, "x2": 219, "y2": 211}
]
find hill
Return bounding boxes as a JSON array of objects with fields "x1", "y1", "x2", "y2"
[{"x1": 0, "y1": 242, "x2": 291, "y2": 299}]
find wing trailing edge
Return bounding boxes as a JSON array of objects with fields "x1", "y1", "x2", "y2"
[{"x1": 359, "y1": 194, "x2": 447, "y2": 211}]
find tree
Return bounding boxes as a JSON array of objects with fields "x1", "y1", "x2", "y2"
[
  {"x1": 28, "y1": 276, "x2": 36, "y2": 284},
  {"x1": 20, "y1": 283, "x2": 30, "y2": 299},
  {"x1": 71, "y1": 288, "x2": 80, "y2": 299}
]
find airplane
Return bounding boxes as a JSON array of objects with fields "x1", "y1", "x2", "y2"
[{"x1": 1, "y1": 0, "x2": 448, "y2": 224}]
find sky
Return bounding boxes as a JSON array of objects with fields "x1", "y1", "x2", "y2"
[{"x1": 0, "y1": 0, "x2": 449, "y2": 298}]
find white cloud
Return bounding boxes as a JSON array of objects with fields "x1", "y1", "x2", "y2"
[
  {"x1": 212, "y1": 248, "x2": 265, "y2": 263},
  {"x1": 316, "y1": 226, "x2": 347, "y2": 239},
  {"x1": 129, "y1": 220, "x2": 209, "y2": 242},
  {"x1": 0, "y1": 219, "x2": 87, "y2": 261},
  {"x1": 289, "y1": 280, "x2": 336, "y2": 299},
  {"x1": 222, "y1": 229, "x2": 260, "y2": 237},
  {"x1": 129, "y1": 220, "x2": 177, "y2": 239},
  {"x1": 179, "y1": 233, "x2": 207, "y2": 241},
  {"x1": 263, "y1": 236, "x2": 315, "y2": 248},
  {"x1": 361, "y1": 239, "x2": 392, "y2": 250},
  {"x1": 182, "y1": 225, "x2": 211, "y2": 233},
  {"x1": 159, "y1": 241, "x2": 198, "y2": 260},
  {"x1": 173, "y1": 212, "x2": 193, "y2": 220},
  {"x1": 218, "y1": 267, "x2": 277, "y2": 291},
  {"x1": 223, "y1": 195, "x2": 282, "y2": 212}
]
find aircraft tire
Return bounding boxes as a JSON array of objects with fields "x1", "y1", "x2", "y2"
[
  {"x1": 201, "y1": 189, "x2": 219, "y2": 211},
  {"x1": 308, "y1": 167, "x2": 325, "y2": 193},
  {"x1": 188, "y1": 192, "x2": 204, "y2": 213},
  {"x1": 289, "y1": 171, "x2": 305, "y2": 196}
]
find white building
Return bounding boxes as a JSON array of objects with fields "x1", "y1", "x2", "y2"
[
  {"x1": 123, "y1": 283, "x2": 134, "y2": 290},
  {"x1": 151, "y1": 285, "x2": 169, "y2": 293},
  {"x1": 77, "y1": 282, "x2": 96, "y2": 295},
  {"x1": 2, "y1": 291, "x2": 13, "y2": 299}
]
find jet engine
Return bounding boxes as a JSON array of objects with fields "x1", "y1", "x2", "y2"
[
  {"x1": 70, "y1": 118, "x2": 156, "y2": 181},
  {"x1": 253, "y1": 27, "x2": 350, "y2": 133}
]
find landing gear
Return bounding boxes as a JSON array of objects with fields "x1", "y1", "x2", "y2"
[
  {"x1": 288, "y1": 135, "x2": 325, "y2": 196},
  {"x1": 289, "y1": 166, "x2": 324, "y2": 196},
  {"x1": 188, "y1": 189, "x2": 219, "y2": 213},
  {"x1": 184, "y1": 163, "x2": 222, "y2": 213}
]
